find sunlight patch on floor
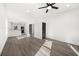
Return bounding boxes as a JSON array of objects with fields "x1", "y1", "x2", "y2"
[{"x1": 35, "y1": 40, "x2": 53, "y2": 56}]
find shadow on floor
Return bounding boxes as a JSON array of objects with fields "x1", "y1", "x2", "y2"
[{"x1": 1, "y1": 37, "x2": 45, "y2": 56}]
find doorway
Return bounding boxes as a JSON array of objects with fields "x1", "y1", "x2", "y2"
[
  {"x1": 42, "y1": 22, "x2": 46, "y2": 39},
  {"x1": 21, "y1": 26, "x2": 25, "y2": 35},
  {"x1": 29, "y1": 24, "x2": 34, "y2": 37}
]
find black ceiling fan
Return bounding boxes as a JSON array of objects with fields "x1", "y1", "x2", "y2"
[{"x1": 38, "y1": 3, "x2": 59, "y2": 13}]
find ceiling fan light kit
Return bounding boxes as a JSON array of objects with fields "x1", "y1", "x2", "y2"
[{"x1": 47, "y1": 6, "x2": 51, "y2": 9}]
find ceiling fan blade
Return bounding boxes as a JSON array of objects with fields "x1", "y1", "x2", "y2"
[
  {"x1": 38, "y1": 6, "x2": 48, "y2": 9},
  {"x1": 51, "y1": 3, "x2": 56, "y2": 5},
  {"x1": 51, "y1": 6, "x2": 59, "y2": 9},
  {"x1": 46, "y1": 3, "x2": 50, "y2": 6},
  {"x1": 46, "y1": 9, "x2": 48, "y2": 13}
]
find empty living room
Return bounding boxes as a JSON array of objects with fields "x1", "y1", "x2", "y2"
[{"x1": 0, "y1": 2, "x2": 79, "y2": 57}]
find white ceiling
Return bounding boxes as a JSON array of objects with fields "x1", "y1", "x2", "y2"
[{"x1": 6, "y1": 3, "x2": 79, "y2": 19}]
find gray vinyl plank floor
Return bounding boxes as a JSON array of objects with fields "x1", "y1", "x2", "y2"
[
  {"x1": 49, "y1": 39, "x2": 77, "y2": 56},
  {"x1": 1, "y1": 37, "x2": 78, "y2": 56}
]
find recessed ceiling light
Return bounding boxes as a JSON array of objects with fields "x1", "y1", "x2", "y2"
[{"x1": 66, "y1": 4, "x2": 70, "y2": 7}]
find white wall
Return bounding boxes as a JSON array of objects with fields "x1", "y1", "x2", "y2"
[
  {"x1": 34, "y1": 15, "x2": 47, "y2": 39},
  {"x1": 47, "y1": 7, "x2": 79, "y2": 46},
  {"x1": 0, "y1": 4, "x2": 7, "y2": 55},
  {"x1": 34, "y1": 22, "x2": 42, "y2": 39}
]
